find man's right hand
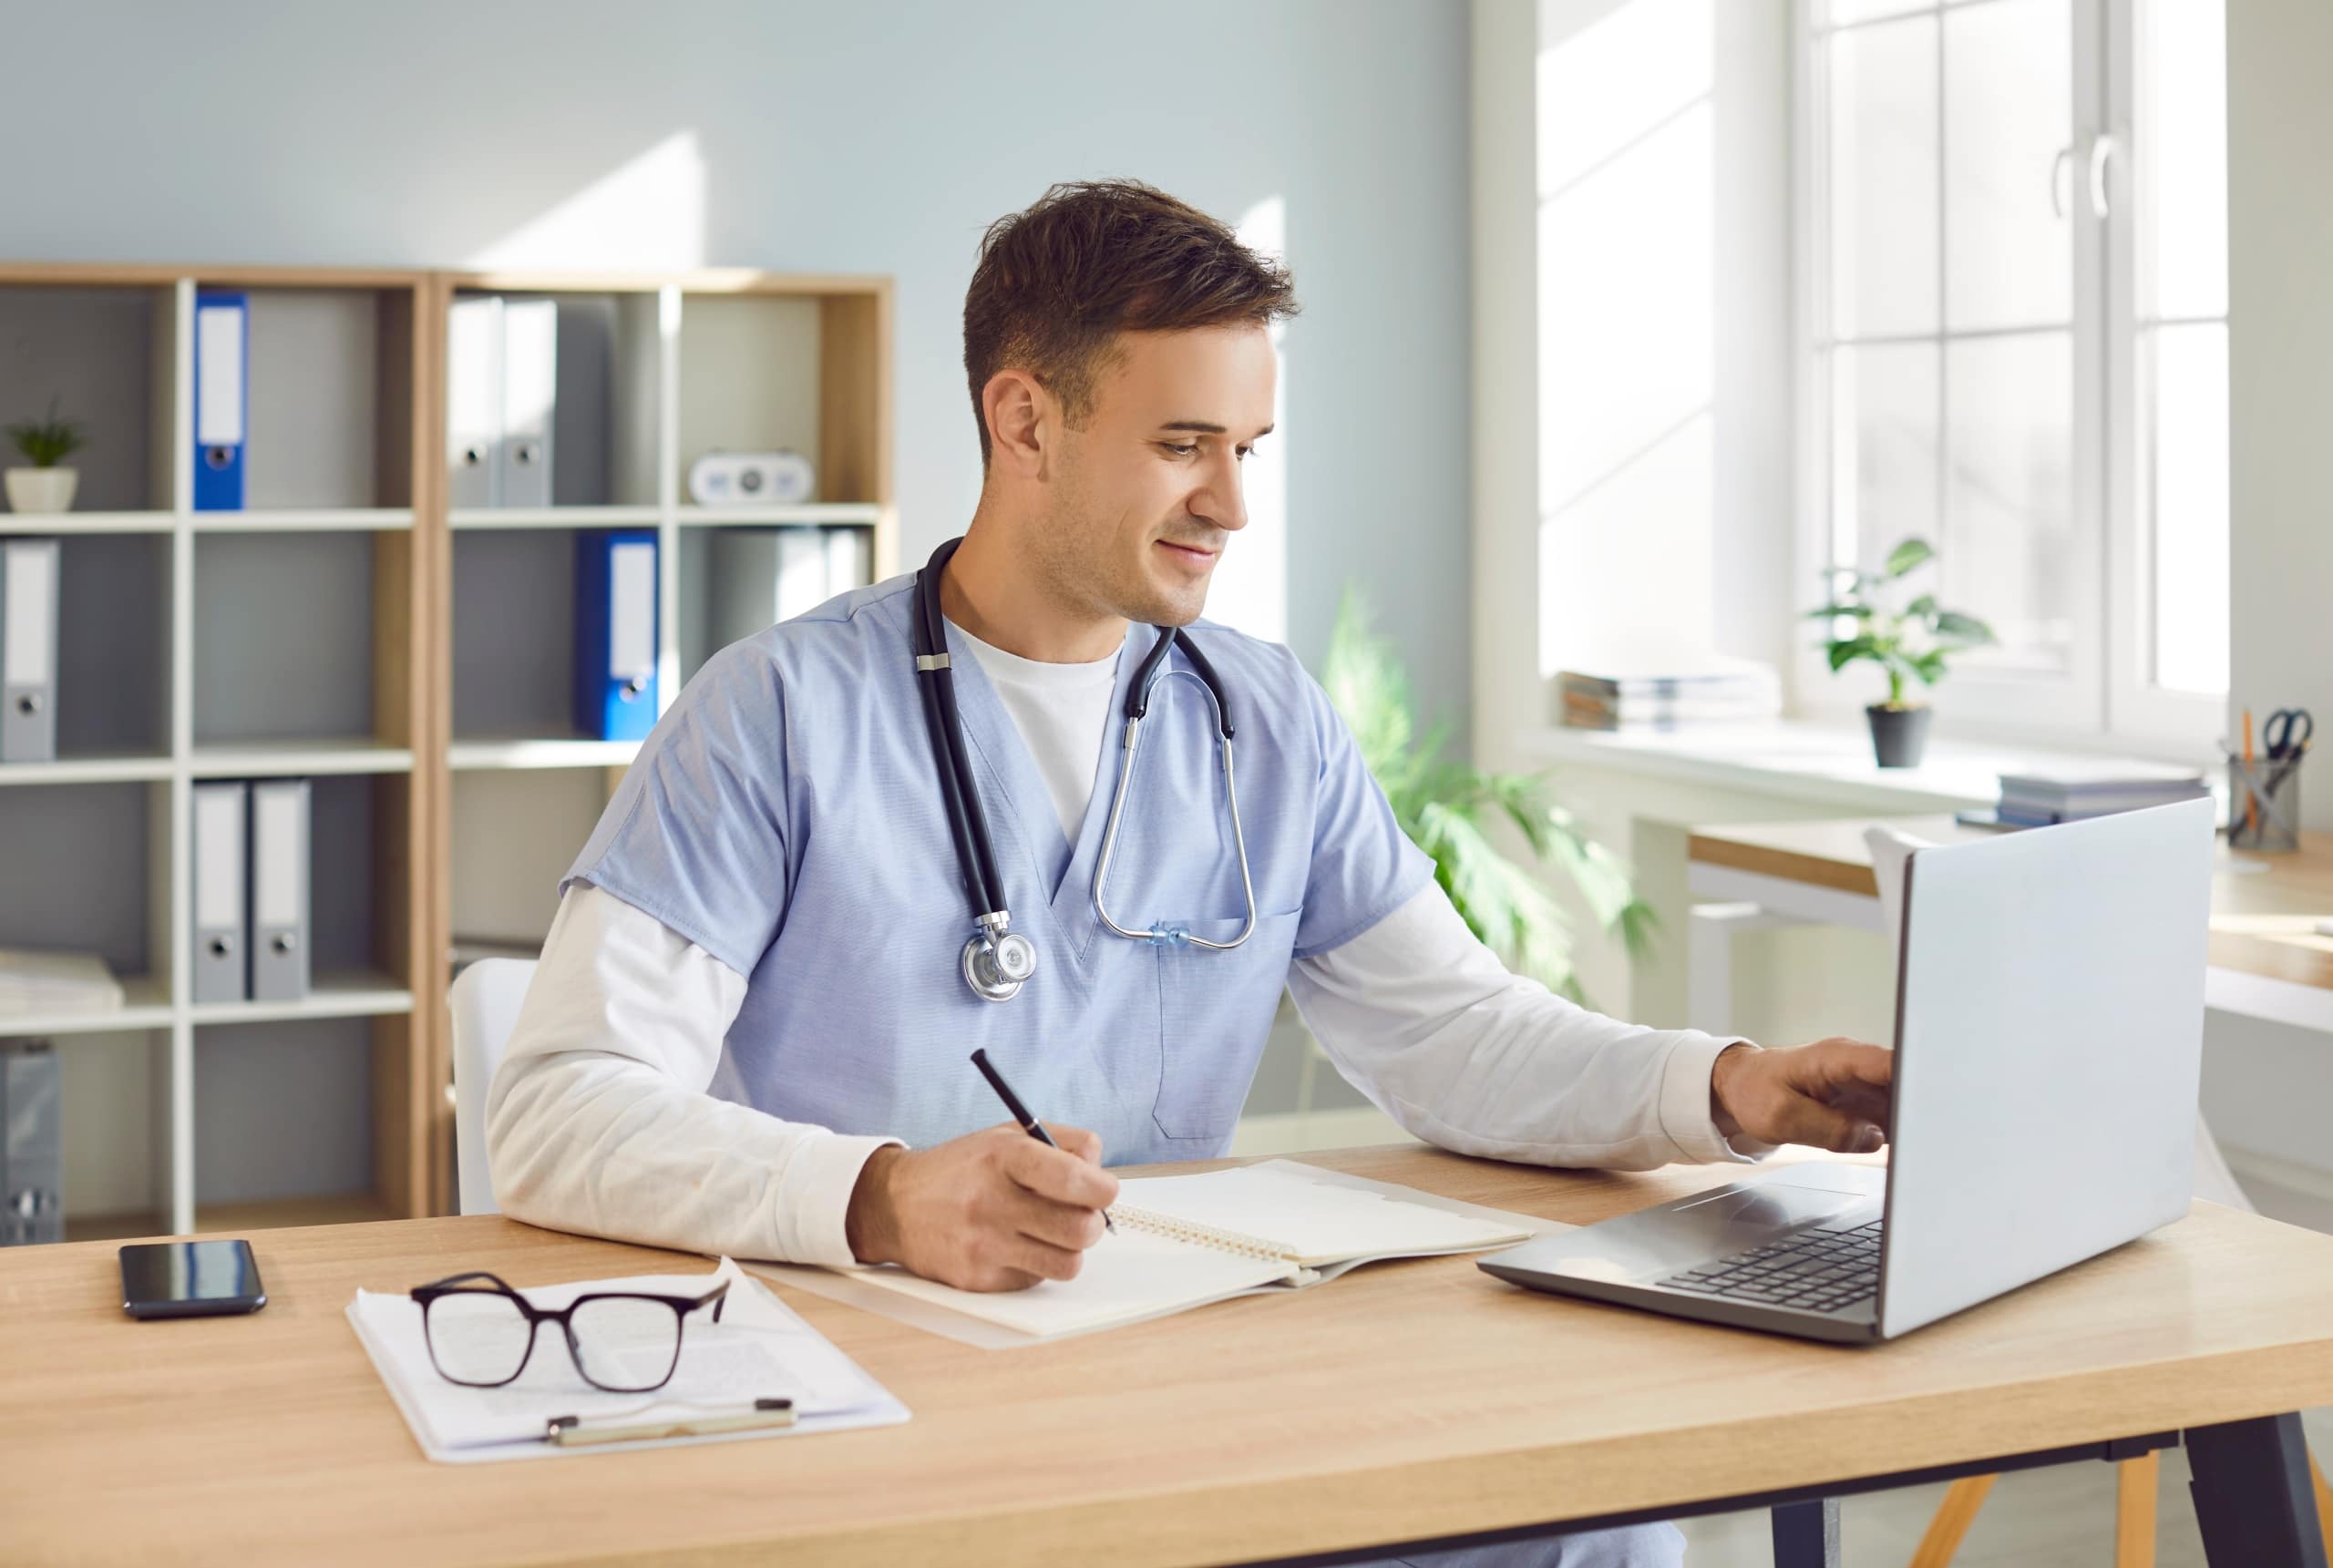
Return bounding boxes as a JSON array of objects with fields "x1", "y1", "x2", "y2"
[{"x1": 843, "y1": 1123, "x2": 1119, "y2": 1291}]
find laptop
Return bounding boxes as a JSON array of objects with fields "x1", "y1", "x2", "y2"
[{"x1": 1478, "y1": 795, "x2": 2217, "y2": 1344}]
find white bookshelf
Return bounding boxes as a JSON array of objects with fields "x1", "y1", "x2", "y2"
[{"x1": 0, "y1": 264, "x2": 433, "y2": 1241}]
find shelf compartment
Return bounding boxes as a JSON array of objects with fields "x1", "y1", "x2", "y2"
[
  {"x1": 32, "y1": 532, "x2": 172, "y2": 762},
  {"x1": 451, "y1": 769, "x2": 617, "y2": 950},
  {"x1": 447, "y1": 290, "x2": 661, "y2": 512},
  {"x1": 221, "y1": 285, "x2": 418, "y2": 512},
  {"x1": 192, "y1": 1015, "x2": 376, "y2": 1211},
  {"x1": 192, "y1": 530, "x2": 376, "y2": 746},
  {"x1": 0, "y1": 781, "x2": 170, "y2": 1005},
  {"x1": 0, "y1": 283, "x2": 176, "y2": 516}
]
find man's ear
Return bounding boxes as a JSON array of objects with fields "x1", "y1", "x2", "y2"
[{"x1": 982, "y1": 369, "x2": 1051, "y2": 480}]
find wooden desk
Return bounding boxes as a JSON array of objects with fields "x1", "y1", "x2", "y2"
[
  {"x1": 5, "y1": 1145, "x2": 2332, "y2": 1566},
  {"x1": 1686, "y1": 819, "x2": 2333, "y2": 1035}
]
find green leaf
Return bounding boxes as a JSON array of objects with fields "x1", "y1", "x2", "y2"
[
  {"x1": 1885, "y1": 537, "x2": 1935, "y2": 579},
  {"x1": 1826, "y1": 634, "x2": 1880, "y2": 671},
  {"x1": 1932, "y1": 610, "x2": 1995, "y2": 644},
  {"x1": 1802, "y1": 602, "x2": 1874, "y2": 620},
  {"x1": 1903, "y1": 593, "x2": 1938, "y2": 623},
  {"x1": 1320, "y1": 588, "x2": 1654, "y2": 1004}
]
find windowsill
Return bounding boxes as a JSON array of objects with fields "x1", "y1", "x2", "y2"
[{"x1": 1516, "y1": 718, "x2": 2220, "y2": 815}]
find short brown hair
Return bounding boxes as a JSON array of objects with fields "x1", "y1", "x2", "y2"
[{"x1": 962, "y1": 179, "x2": 1299, "y2": 469}]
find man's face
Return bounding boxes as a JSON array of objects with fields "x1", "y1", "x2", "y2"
[{"x1": 1032, "y1": 323, "x2": 1277, "y2": 629}]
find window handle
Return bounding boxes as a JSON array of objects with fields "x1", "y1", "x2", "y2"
[{"x1": 2088, "y1": 132, "x2": 2117, "y2": 220}]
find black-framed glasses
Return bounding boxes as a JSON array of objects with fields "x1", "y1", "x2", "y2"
[{"x1": 410, "y1": 1271, "x2": 729, "y2": 1393}]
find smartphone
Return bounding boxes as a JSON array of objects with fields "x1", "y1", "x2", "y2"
[{"x1": 118, "y1": 1238, "x2": 267, "y2": 1319}]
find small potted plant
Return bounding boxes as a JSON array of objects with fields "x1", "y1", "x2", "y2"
[
  {"x1": 5, "y1": 397, "x2": 87, "y2": 514},
  {"x1": 1807, "y1": 538, "x2": 1995, "y2": 769}
]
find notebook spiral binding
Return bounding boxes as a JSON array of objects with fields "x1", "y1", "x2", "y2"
[{"x1": 1110, "y1": 1206, "x2": 1300, "y2": 1265}]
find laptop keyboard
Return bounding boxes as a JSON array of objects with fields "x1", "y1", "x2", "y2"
[{"x1": 1657, "y1": 1219, "x2": 1883, "y2": 1314}]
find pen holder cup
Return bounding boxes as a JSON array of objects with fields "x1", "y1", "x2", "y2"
[{"x1": 2227, "y1": 753, "x2": 2303, "y2": 853}]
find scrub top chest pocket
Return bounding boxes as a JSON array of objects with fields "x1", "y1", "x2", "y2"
[{"x1": 1150, "y1": 908, "x2": 1301, "y2": 1143}]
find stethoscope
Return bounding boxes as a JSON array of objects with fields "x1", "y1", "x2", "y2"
[{"x1": 911, "y1": 537, "x2": 1258, "y2": 1003}]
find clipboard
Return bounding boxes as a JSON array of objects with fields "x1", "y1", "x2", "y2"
[{"x1": 346, "y1": 1256, "x2": 909, "y2": 1462}]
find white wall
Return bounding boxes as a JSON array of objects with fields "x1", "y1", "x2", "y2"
[
  {"x1": 1473, "y1": 0, "x2": 1796, "y2": 774},
  {"x1": 2, "y1": 0, "x2": 1475, "y2": 731},
  {"x1": 2228, "y1": 0, "x2": 2333, "y2": 832}
]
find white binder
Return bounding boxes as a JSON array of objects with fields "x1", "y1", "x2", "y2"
[
  {"x1": 249, "y1": 779, "x2": 311, "y2": 1003},
  {"x1": 191, "y1": 781, "x2": 249, "y2": 1005},
  {"x1": 0, "y1": 538, "x2": 59, "y2": 764},
  {"x1": 707, "y1": 528, "x2": 830, "y2": 650},
  {"x1": 497, "y1": 299, "x2": 558, "y2": 508},
  {"x1": 447, "y1": 296, "x2": 503, "y2": 509},
  {"x1": 823, "y1": 525, "x2": 872, "y2": 597}
]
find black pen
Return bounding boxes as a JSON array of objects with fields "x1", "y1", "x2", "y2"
[{"x1": 969, "y1": 1049, "x2": 1115, "y2": 1234}]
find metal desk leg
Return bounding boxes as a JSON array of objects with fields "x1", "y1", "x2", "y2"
[
  {"x1": 1769, "y1": 1498, "x2": 1839, "y2": 1568},
  {"x1": 2187, "y1": 1413, "x2": 2329, "y2": 1568}
]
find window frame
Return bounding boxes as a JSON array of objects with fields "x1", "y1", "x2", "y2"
[{"x1": 1791, "y1": 0, "x2": 2224, "y2": 754}]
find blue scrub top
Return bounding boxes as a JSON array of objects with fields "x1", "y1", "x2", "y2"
[{"x1": 563, "y1": 573, "x2": 1432, "y2": 1165}]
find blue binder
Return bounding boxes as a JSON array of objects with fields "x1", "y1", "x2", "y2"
[
  {"x1": 192, "y1": 291, "x2": 248, "y2": 510},
  {"x1": 574, "y1": 530, "x2": 660, "y2": 741}
]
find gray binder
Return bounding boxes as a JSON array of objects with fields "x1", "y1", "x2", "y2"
[
  {"x1": 191, "y1": 780, "x2": 249, "y2": 1004},
  {"x1": 447, "y1": 295, "x2": 502, "y2": 509},
  {"x1": 1, "y1": 538, "x2": 60, "y2": 764},
  {"x1": 1, "y1": 1041, "x2": 62, "y2": 1246},
  {"x1": 248, "y1": 778, "x2": 311, "y2": 1002},
  {"x1": 498, "y1": 299, "x2": 558, "y2": 508}
]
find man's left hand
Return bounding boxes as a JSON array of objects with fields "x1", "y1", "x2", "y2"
[{"x1": 1710, "y1": 1038, "x2": 1893, "y2": 1153}]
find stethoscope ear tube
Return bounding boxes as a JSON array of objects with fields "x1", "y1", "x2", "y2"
[{"x1": 914, "y1": 535, "x2": 1258, "y2": 999}]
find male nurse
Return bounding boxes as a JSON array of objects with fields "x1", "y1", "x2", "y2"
[{"x1": 491, "y1": 179, "x2": 1894, "y2": 1568}]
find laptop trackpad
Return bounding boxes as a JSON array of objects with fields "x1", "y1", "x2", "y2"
[{"x1": 1497, "y1": 1179, "x2": 1872, "y2": 1285}]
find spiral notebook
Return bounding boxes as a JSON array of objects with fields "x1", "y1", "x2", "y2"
[{"x1": 748, "y1": 1160, "x2": 1544, "y2": 1347}]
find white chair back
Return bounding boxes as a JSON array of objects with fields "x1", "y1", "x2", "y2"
[
  {"x1": 1861, "y1": 825, "x2": 2251, "y2": 1212},
  {"x1": 447, "y1": 958, "x2": 539, "y2": 1216}
]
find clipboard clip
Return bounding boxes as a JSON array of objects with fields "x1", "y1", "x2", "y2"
[{"x1": 544, "y1": 1396, "x2": 797, "y2": 1448}]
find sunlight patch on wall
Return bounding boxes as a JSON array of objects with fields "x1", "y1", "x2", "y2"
[{"x1": 467, "y1": 131, "x2": 707, "y2": 272}]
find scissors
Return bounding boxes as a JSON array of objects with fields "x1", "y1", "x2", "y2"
[{"x1": 2264, "y1": 707, "x2": 2314, "y2": 762}]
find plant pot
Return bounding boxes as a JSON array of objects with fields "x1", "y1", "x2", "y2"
[
  {"x1": 1865, "y1": 703, "x2": 1932, "y2": 768},
  {"x1": 4, "y1": 467, "x2": 77, "y2": 514}
]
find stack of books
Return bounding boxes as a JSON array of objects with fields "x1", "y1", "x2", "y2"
[
  {"x1": 1557, "y1": 660, "x2": 1783, "y2": 732},
  {"x1": 0, "y1": 948, "x2": 123, "y2": 1017},
  {"x1": 1993, "y1": 763, "x2": 2211, "y2": 827}
]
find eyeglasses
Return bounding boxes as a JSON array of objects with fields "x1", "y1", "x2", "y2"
[{"x1": 409, "y1": 1271, "x2": 730, "y2": 1393}]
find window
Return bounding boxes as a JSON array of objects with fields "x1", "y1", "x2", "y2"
[{"x1": 1800, "y1": 0, "x2": 2226, "y2": 745}]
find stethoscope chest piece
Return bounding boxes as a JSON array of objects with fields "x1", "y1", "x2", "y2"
[{"x1": 961, "y1": 922, "x2": 1038, "y2": 1004}]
